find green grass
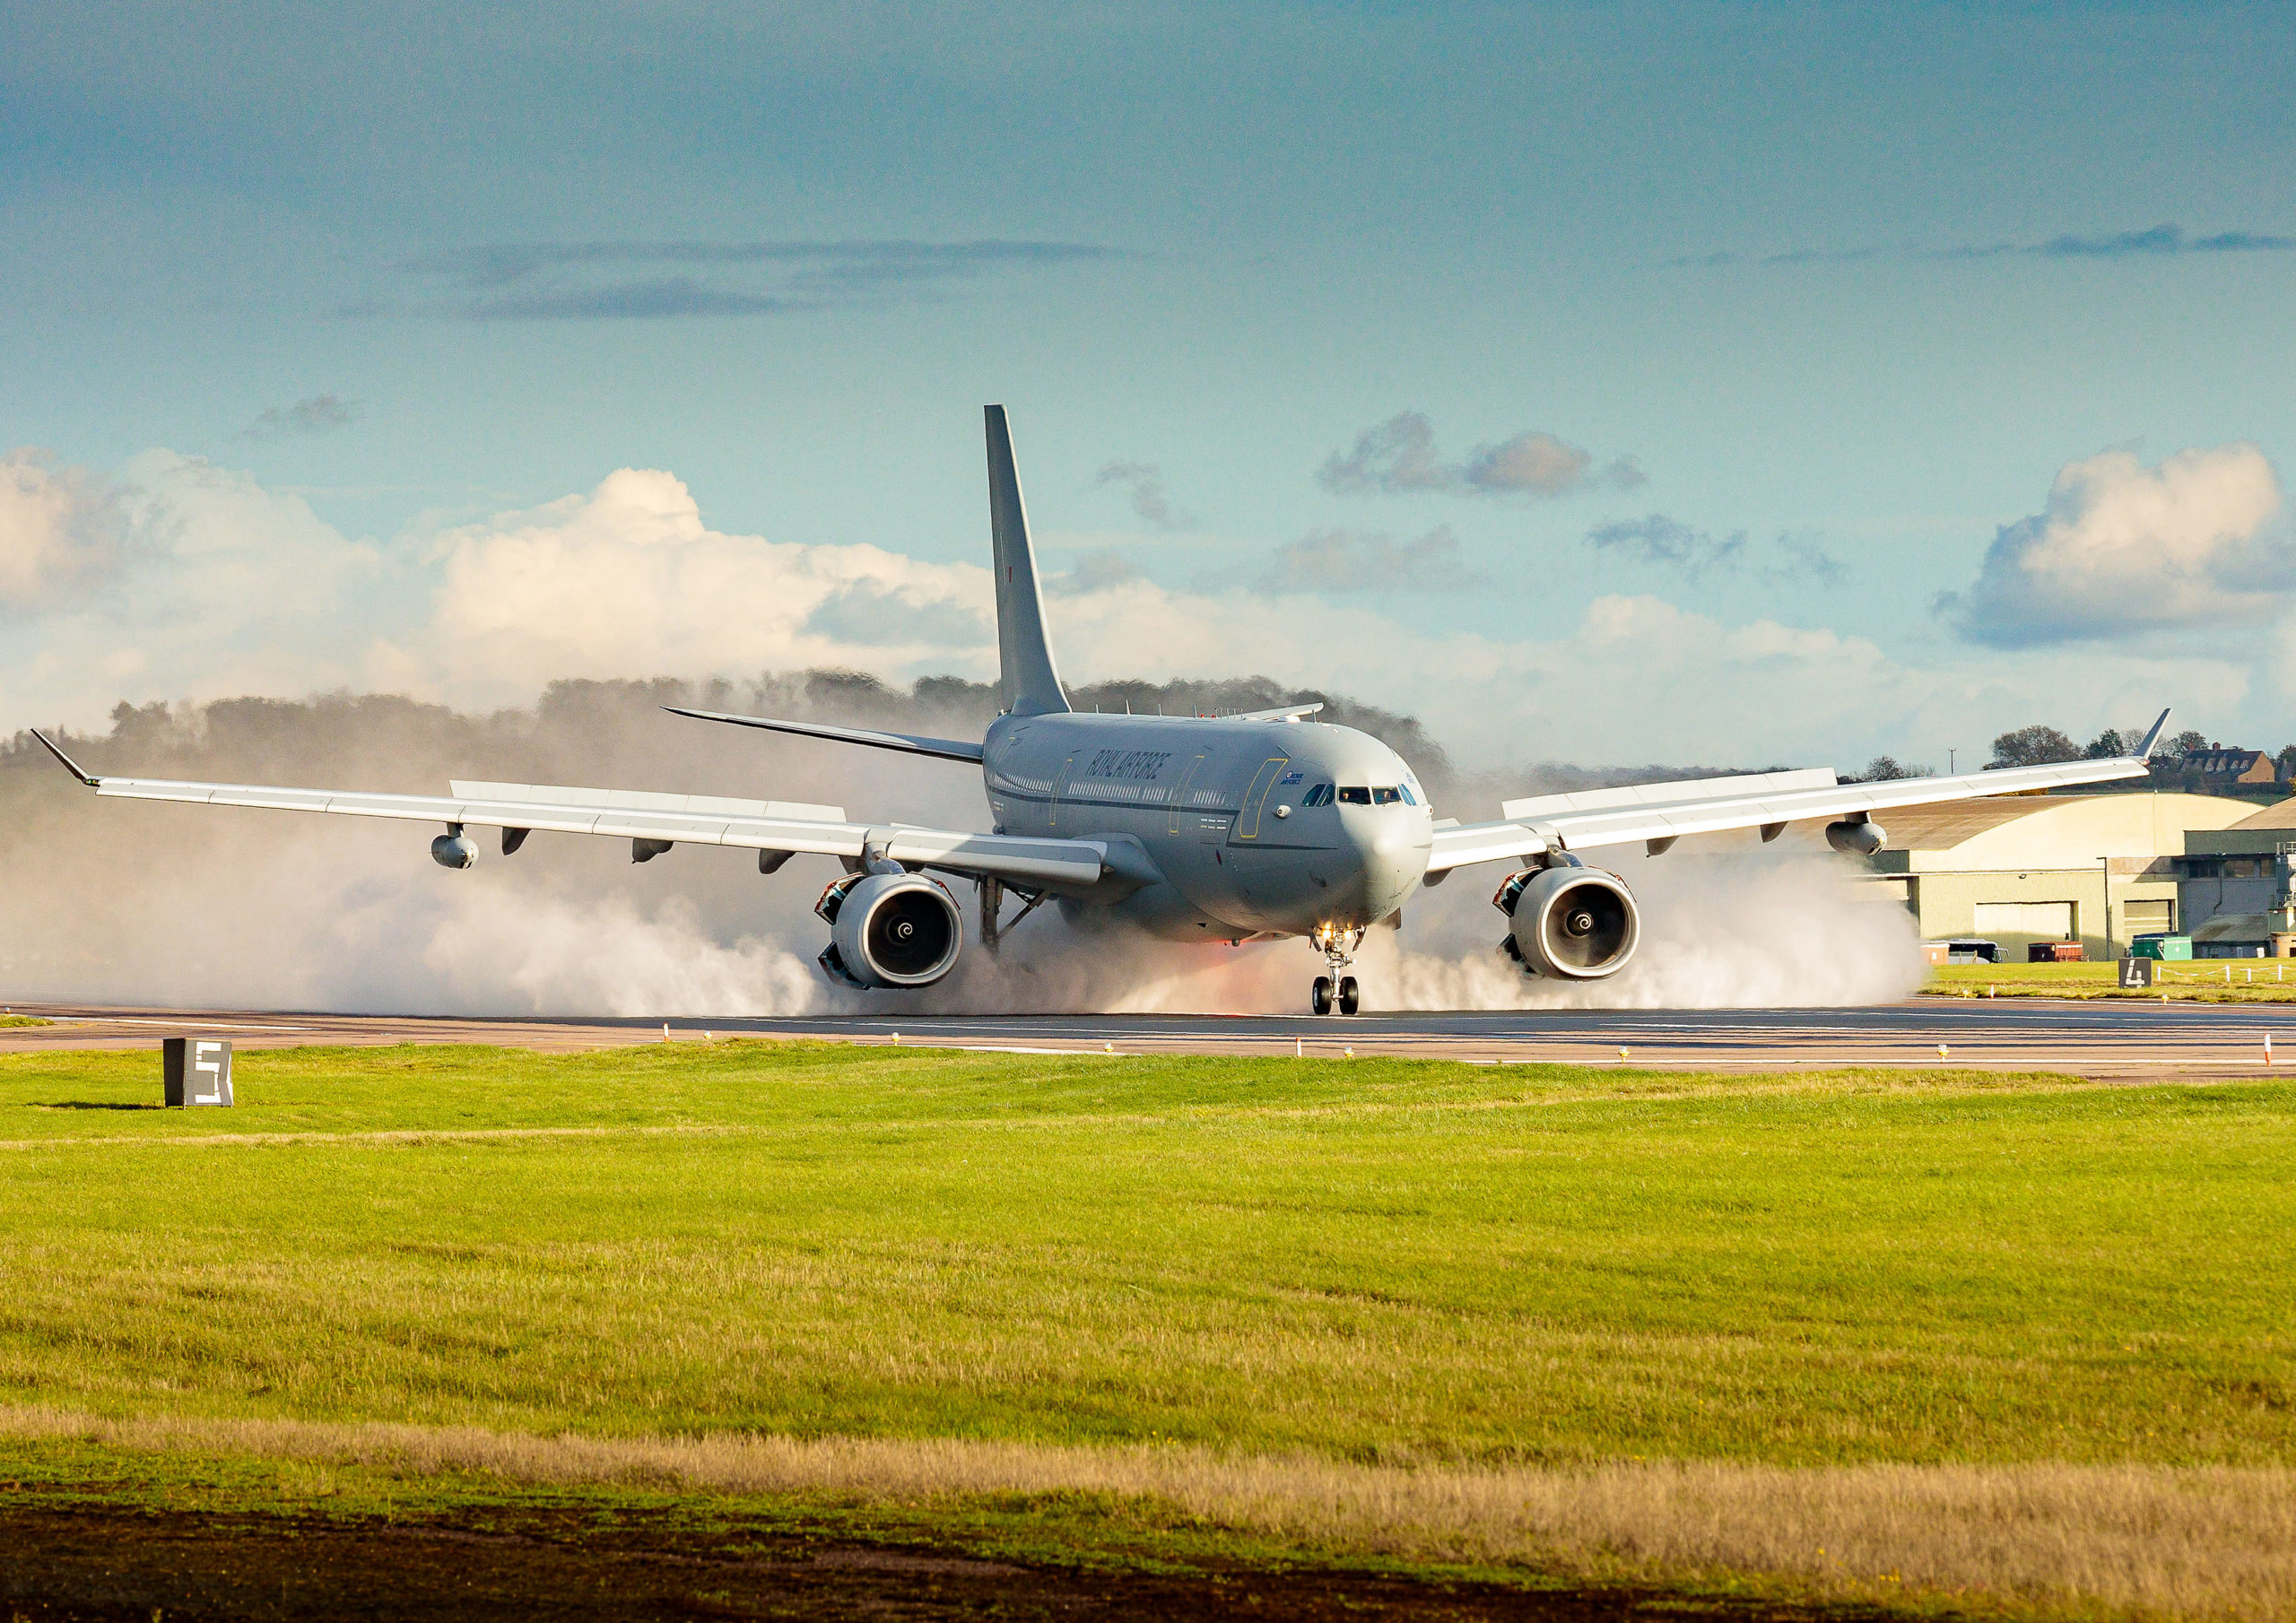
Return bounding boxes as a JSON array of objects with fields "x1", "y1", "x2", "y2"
[
  {"x1": 0, "y1": 1011, "x2": 50, "y2": 1026},
  {"x1": 3, "y1": 1041, "x2": 2291, "y2": 1468},
  {"x1": 1927, "y1": 961, "x2": 2296, "y2": 1000}
]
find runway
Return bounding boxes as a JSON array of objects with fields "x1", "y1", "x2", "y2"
[{"x1": 5, "y1": 997, "x2": 2294, "y2": 1081}]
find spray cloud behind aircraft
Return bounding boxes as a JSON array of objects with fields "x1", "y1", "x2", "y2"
[{"x1": 3, "y1": 677, "x2": 1923, "y2": 1017}]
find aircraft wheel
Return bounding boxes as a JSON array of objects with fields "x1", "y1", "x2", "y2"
[
  {"x1": 1337, "y1": 976, "x2": 1360, "y2": 1016},
  {"x1": 1310, "y1": 976, "x2": 1334, "y2": 1015}
]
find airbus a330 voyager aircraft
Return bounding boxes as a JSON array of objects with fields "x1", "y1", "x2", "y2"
[{"x1": 38, "y1": 407, "x2": 2166, "y2": 1014}]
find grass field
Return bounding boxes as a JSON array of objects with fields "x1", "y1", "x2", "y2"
[
  {"x1": 2, "y1": 1041, "x2": 2291, "y2": 1618},
  {"x1": 1926, "y1": 960, "x2": 2296, "y2": 1000}
]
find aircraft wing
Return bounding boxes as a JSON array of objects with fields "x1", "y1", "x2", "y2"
[
  {"x1": 30, "y1": 733, "x2": 1108, "y2": 890},
  {"x1": 1427, "y1": 711, "x2": 2169, "y2": 873}
]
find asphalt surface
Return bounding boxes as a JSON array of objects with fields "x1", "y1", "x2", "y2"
[{"x1": 6, "y1": 996, "x2": 2295, "y2": 1080}]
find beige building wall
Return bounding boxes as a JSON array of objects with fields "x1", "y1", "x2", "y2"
[
  {"x1": 1866, "y1": 793, "x2": 2248, "y2": 957},
  {"x1": 1875, "y1": 867, "x2": 2183, "y2": 957}
]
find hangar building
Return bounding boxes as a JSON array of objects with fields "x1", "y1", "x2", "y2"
[
  {"x1": 1863, "y1": 793, "x2": 2250, "y2": 958},
  {"x1": 2170, "y1": 799, "x2": 2296, "y2": 955}
]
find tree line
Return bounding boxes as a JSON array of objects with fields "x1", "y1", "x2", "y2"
[{"x1": 1846, "y1": 726, "x2": 2292, "y2": 787}]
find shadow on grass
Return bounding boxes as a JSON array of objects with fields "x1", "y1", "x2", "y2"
[
  {"x1": 0, "y1": 1495, "x2": 1919, "y2": 1623},
  {"x1": 30, "y1": 1101, "x2": 163, "y2": 1112}
]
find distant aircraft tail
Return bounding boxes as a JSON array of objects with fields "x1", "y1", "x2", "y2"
[{"x1": 984, "y1": 404, "x2": 1071, "y2": 716}]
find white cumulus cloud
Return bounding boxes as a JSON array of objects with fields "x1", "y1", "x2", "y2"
[
  {"x1": 0, "y1": 449, "x2": 387, "y2": 724},
  {"x1": 404, "y1": 467, "x2": 994, "y2": 707},
  {"x1": 0, "y1": 448, "x2": 119, "y2": 608},
  {"x1": 0, "y1": 443, "x2": 2259, "y2": 771},
  {"x1": 1949, "y1": 442, "x2": 2292, "y2": 646}
]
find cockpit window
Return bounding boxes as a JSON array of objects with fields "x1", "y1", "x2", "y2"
[
  {"x1": 1301, "y1": 783, "x2": 1335, "y2": 807},
  {"x1": 1371, "y1": 786, "x2": 1402, "y2": 805},
  {"x1": 1336, "y1": 785, "x2": 1371, "y2": 805}
]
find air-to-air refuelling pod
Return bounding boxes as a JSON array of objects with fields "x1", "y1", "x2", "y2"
[{"x1": 1824, "y1": 815, "x2": 1886, "y2": 856}]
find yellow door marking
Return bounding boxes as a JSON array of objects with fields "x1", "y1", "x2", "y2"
[
  {"x1": 1166, "y1": 752, "x2": 1208, "y2": 837},
  {"x1": 1235, "y1": 756, "x2": 1292, "y2": 840}
]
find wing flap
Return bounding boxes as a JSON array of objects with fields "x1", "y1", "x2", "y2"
[
  {"x1": 449, "y1": 780, "x2": 848, "y2": 822},
  {"x1": 1429, "y1": 821, "x2": 1550, "y2": 871},
  {"x1": 1427, "y1": 747, "x2": 2159, "y2": 872},
  {"x1": 83, "y1": 774, "x2": 1104, "y2": 888},
  {"x1": 1540, "y1": 756, "x2": 2145, "y2": 852},
  {"x1": 1500, "y1": 766, "x2": 1838, "y2": 820}
]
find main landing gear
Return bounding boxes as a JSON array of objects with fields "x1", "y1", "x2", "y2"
[
  {"x1": 977, "y1": 875, "x2": 1048, "y2": 954},
  {"x1": 1309, "y1": 924, "x2": 1365, "y2": 1016}
]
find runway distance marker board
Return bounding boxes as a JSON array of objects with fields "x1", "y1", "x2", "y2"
[{"x1": 162, "y1": 1037, "x2": 233, "y2": 1107}]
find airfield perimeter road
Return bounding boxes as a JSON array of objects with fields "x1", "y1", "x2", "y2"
[{"x1": 4, "y1": 997, "x2": 2295, "y2": 1081}]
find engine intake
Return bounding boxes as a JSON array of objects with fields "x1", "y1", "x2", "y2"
[
  {"x1": 1495, "y1": 864, "x2": 1639, "y2": 980},
  {"x1": 815, "y1": 871, "x2": 963, "y2": 989}
]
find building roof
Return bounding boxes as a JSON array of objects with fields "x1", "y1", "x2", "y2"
[
  {"x1": 2185, "y1": 795, "x2": 2296, "y2": 855},
  {"x1": 2191, "y1": 911, "x2": 2275, "y2": 943},
  {"x1": 1879, "y1": 799, "x2": 2067, "y2": 848},
  {"x1": 2186, "y1": 747, "x2": 2267, "y2": 772},
  {"x1": 1874, "y1": 792, "x2": 2251, "y2": 872}
]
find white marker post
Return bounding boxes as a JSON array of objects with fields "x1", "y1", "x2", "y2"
[{"x1": 162, "y1": 1037, "x2": 233, "y2": 1107}]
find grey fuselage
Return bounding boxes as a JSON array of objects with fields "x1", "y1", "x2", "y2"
[{"x1": 981, "y1": 713, "x2": 1433, "y2": 940}]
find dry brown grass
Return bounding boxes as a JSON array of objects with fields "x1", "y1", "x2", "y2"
[{"x1": 4, "y1": 1406, "x2": 2289, "y2": 1620}]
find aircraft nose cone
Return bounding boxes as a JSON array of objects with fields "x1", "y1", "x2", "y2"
[{"x1": 1335, "y1": 813, "x2": 1426, "y2": 923}]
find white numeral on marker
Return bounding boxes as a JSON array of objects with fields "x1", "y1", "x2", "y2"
[{"x1": 193, "y1": 1041, "x2": 224, "y2": 1105}]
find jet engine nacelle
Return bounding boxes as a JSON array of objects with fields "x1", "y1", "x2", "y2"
[
  {"x1": 1824, "y1": 817, "x2": 1885, "y2": 856},
  {"x1": 814, "y1": 871, "x2": 963, "y2": 989},
  {"x1": 430, "y1": 830, "x2": 478, "y2": 870},
  {"x1": 1494, "y1": 864, "x2": 1639, "y2": 980}
]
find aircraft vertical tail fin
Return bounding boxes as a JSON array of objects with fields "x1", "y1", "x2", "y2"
[{"x1": 984, "y1": 404, "x2": 1070, "y2": 716}]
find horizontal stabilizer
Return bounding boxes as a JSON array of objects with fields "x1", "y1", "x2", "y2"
[
  {"x1": 664, "y1": 707, "x2": 985, "y2": 763},
  {"x1": 1222, "y1": 702, "x2": 1325, "y2": 723}
]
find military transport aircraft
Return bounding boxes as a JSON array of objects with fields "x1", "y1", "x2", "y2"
[{"x1": 36, "y1": 407, "x2": 2166, "y2": 1015}]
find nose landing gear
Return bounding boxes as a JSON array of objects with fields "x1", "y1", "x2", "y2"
[{"x1": 1309, "y1": 924, "x2": 1365, "y2": 1016}]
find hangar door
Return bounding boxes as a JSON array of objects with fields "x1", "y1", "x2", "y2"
[
  {"x1": 1973, "y1": 901, "x2": 2075, "y2": 939},
  {"x1": 2123, "y1": 899, "x2": 2174, "y2": 933}
]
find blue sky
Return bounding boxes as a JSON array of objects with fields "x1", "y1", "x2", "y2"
[{"x1": 4, "y1": 1, "x2": 2294, "y2": 768}]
